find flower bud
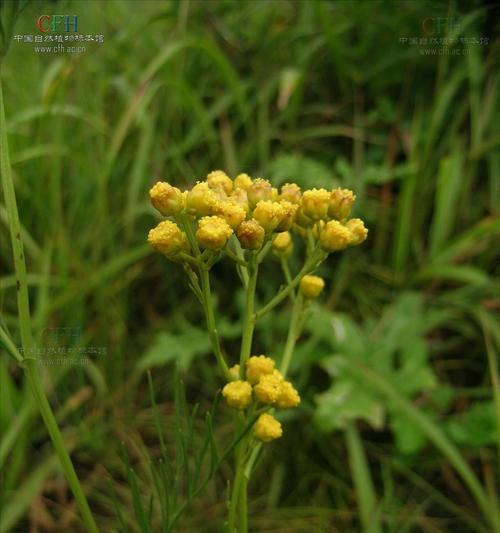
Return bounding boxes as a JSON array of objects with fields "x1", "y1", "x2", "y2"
[
  {"x1": 254, "y1": 413, "x2": 282, "y2": 442},
  {"x1": 186, "y1": 182, "x2": 219, "y2": 216},
  {"x1": 206, "y1": 170, "x2": 233, "y2": 195},
  {"x1": 246, "y1": 355, "x2": 275, "y2": 385},
  {"x1": 276, "y1": 200, "x2": 298, "y2": 231},
  {"x1": 228, "y1": 364, "x2": 240, "y2": 381},
  {"x1": 300, "y1": 275, "x2": 325, "y2": 299},
  {"x1": 252, "y1": 200, "x2": 286, "y2": 233},
  {"x1": 247, "y1": 178, "x2": 273, "y2": 208},
  {"x1": 328, "y1": 188, "x2": 356, "y2": 219},
  {"x1": 345, "y1": 218, "x2": 368, "y2": 246},
  {"x1": 280, "y1": 182, "x2": 302, "y2": 205},
  {"x1": 147, "y1": 220, "x2": 188, "y2": 257},
  {"x1": 222, "y1": 380, "x2": 252, "y2": 409},
  {"x1": 236, "y1": 219, "x2": 265, "y2": 250},
  {"x1": 276, "y1": 381, "x2": 301, "y2": 409},
  {"x1": 149, "y1": 181, "x2": 184, "y2": 216},
  {"x1": 301, "y1": 188, "x2": 330, "y2": 221},
  {"x1": 234, "y1": 173, "x2": 253, "y2": 191},
  {"x1": 196, "y1": 216, "x2": 233, "y2": 250},
  {"x1": 272, "y1": 231, "x2": 293, "y2": 257},
  {"x1": 254, "y1": 373, "x2": 283, "y2": 404},
  {"x1": 215, "y1": 201, "x2": 247, "y2": 229},
  {"x1": 319, "y1": 220, "x2": 353, "y2": 252}
]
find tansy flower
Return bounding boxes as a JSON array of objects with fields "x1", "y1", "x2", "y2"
[
  {"x1": 272, "y1": 231, "x2": 293, "y2": 257},
  {"x1": 280, "y1": 182, "x2": 302, "y2": 204},
  {"x1": 186, "y1": 182, "x2": 219, "y2": 216},
  {"x1": 247, "y1": 178, "x2": 273, "y2": 208},
  {"x1": 222, "y1": 380, "x2": 252, "y2": 409},
  {"x1": 300, "y1": 275, "x2": 325, "y2": 299},
  {"x1": 302, "y1": 188, "x2": 331, "y2": 221},
  {"x1": 254, "y1": 413, "x2": 282, "y2": 442},
  {"x1": 254, "y1": 373, "x2": 283, "y2": 404},
  {"x1": 229, "y1": 188, "x2": 250, "y2": 212},
  {"x1": 328, "y1": 188, "x2": 356, "y2": 219},
  {"x1": 345, "y1": 218, "x2": 368, "y2": 246},
  {"x1": 206, "y1": 170, "x2": 233, "y2": 195},
  {"x1": 148, "y1": 220, "x2": 188, "y2": 257},
  {"x1": 252, "y1": 200, "x2": 286, "y2": 233},
  {"x1": 215, "y1": 201, "x2": 247, "y2": 229},
  {"x1": 149, "y1": 181, "x2": 184, "y2": 216},
  {"x1": 236, "y1": 219, "x2": 265, "y2": 250},
  {"x1": 276, "y1": 381, "x2": 301, "y2": 409},
  {"x1": 196, "y1": 216, "x2": 233, "y2": 250},
  {"x1": 320, "y1": 220, "x2": 353, "y2": 252},
  {"x1": 246, "y1": 355, "x2": 275, "y2": 384},
  {"x1": 234, "y1": 173, "x2": 253, "y2": 191},
  {"x1": 276, "y1": 200, "x2": 298, "y2": 231}
]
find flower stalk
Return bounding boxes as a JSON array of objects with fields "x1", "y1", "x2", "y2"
[{"x1": 147, "y1": 173, "x2": 368, "y2": 531}]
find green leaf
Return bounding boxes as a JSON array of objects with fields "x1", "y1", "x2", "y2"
[{"x1": 136, "y1": 326, "x2": 212, "y2": 372}]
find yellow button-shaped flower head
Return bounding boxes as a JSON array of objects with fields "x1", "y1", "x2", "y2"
[
  {"x1": 234, "y1": 173, "x2": 253, "y2": 191},
  {"x1": 301, "y1": 188, "x2": 331, "y2": 221},
  {"x1": 276, "y1": 200, "x2": 298, "y2": 231},
  {"x1": 252, "y1": 200, "x2": 286, "y2": 233},
  {"x1": 276, "y1": 381, "x2": 301, "y2": 408},
  {"x1": 196, "y1": 216, "x2": 233, "y2": 250},
  {"x1": 245, "y1": 355, "x2": 275, "y2": 385},
  {"x1": 320, "y1": 220, "x2": 353, "y2": 252},
  {"x1": 328, "y1": 188, "x2": 356, "y2": 220},
  {"x1": 230, "y1": 188, "x2": 250, "y2": 212},
  {"x1": 206, "y1": 170, "x2": 233, "y2": 195},
  {"x1": 215, "y1": 201, "x2": 247, "y2": 229},
  {"x1": 247, "y1": 178, "x2": 273, "y2": 208},
  {"x1": 345, "y1": 218, "x2": 368, "y2": 246},
  {"x1": 254, "y1": 373, "x2": 283, "y2": 404},
  {"x1": 254, "y1": 413, "x2": 282, "y2": 442},
  {"x1": 149, "y1": 181, "x2": 185, "y2": 216},
  {"x1": 236, "y1": 219, "x2": 265, "y2": 250},
  {"x1": 279, "y1": 182, "x2": 302, "y2": 205},
  {"x1": 272, "y1": 231, "x2": 293, "y2": 257},
  {"x1": 186, "y1": 182, "x2": 219, "y2": 216},
  {"x1": 300, "y1": 275, "x2": 325, "y2": 299},
  {"x1": 222, "y1": 380, "x2": 252, "y2": 409},
  {"x1": 147, "y1": 220, "x2": 188, "y2": 257}
]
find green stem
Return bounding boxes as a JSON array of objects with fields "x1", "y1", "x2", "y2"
[
  {"x1": 227, "y1": 435, "x2": 247, "y2": 532},
  {"x1": 279, "y1": 293, "x2": 303, "y2": 377},
  {"x1": 0, "y1": 67, "x2": 33, "y2": 352},
  {"x1": 255, "y1": 249, "x2": 324, "y2": 320},
  {"x1": 345, "y1": 422, "x2": 381, "y2": 533},
  {"x1": 200, "y1": 265, "x2": 230, "y2": 381},
  {"x1": 0, "y1": 69, "x2": 99, "y2": 533},
  {"x1": 239, "y1": 252, "x2": 258, "y2": 374},
  {"x1": 24, "y1": 359, "x2": 98, "y2": 533}
]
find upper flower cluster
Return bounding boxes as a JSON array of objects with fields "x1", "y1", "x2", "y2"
[{"x1": 147, "y1": 170, "x2": 367, "y2": 259}]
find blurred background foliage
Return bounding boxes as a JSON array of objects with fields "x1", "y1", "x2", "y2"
[{"x1": 0, "y1": 0, "x2": 499, "y2": 531}]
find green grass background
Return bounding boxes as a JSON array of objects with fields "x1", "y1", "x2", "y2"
[{"x1": 0, "y1": 0, "x2": 499, "y2": 531}]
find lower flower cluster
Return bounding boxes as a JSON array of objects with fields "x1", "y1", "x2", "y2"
[{"x1": 222, "y1": 355, "x2": 300, "y2": 442}]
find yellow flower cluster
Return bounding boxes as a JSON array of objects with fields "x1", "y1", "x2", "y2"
[
  {"x1": 147, "y1": 171, "x2": 367, "y2": 260},
  {"x1": 221, "y1": 355, "x2": 300, "y2": 443}
]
